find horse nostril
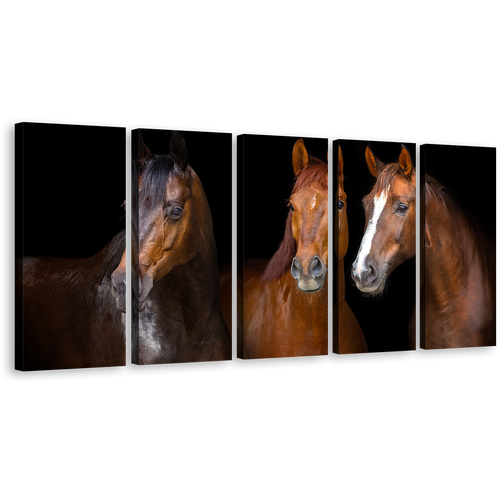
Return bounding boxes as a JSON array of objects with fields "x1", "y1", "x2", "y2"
[
  {"x1": 361, "y1": 265, "x2": 377, "y2": 284},
  {"x1": 310, "y1": 256, "x2": 324, "y2": 278},
  {"x1": 291, "y1": 257, "x2": 301, "y2": 279}
]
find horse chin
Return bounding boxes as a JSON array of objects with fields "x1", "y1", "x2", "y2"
[
  {"x1": 296, "y1": 277, "x2": 326, "y2": 294},
  {"x1": 355, "y1": 270, "x2": 388, "y2": 296}
]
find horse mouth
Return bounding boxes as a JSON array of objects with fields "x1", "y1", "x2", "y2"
[
  {"x1": 296, "y1": 275, "x2": 326, "y2": 293},
  {"x1": 298, "y1": 284, "x2": 323, "y2": 293},
  {"x1": 355, "y1": 270, "x2": 388, "y2": 295}
]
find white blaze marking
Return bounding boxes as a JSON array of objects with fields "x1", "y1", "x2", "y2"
[{"x1": 354, "y1": 188, "x2": 388, "y2": 275}]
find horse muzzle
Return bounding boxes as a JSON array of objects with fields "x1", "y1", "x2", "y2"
[
  {"x1": 352, "y1": 260, "x2": 387, "y2": 294},
  {"x1": 111, "y1": 268, "x2": 156, "y2": 312},
  {"x1": 110, "y1": 269, "x2": 127, "y2": 313},
  {"x1": 291, "y1": 255, "x2": 327, "y2": 293},
  {"x1": 138, "y1": 274, "x2": 154, "y2": 311}
]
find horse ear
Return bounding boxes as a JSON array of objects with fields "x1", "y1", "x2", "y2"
[
  {"x1": 399, "y1": 145, "x2": 413, "y2": 177},
  {"x1": 170, "y1": 131, "x2": 189, "y2": 170},
  {"x1": 365, "y1": 145, "x2": 386, "y2": 178},
  {"x1": 134, "y1": 130, "x2": 153, "y2": 167},
  {"x1": 337, "y1": 145, "x2": 344, "y2": 189},
  {"x1": 292, "y1": 139, "x2": 308, "y2": 176},
  {"x1": 337, "y1": 145, "x2": 344, "y2": 175}
]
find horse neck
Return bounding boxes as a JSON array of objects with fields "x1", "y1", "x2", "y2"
[
  {"x1": 424, "y1": 194, "x2": 491, "y2": 309},
  {"x1": 336, "y1": 205, "x2": 348, "y2": 302},
  {"x1": 83, "y1": 230, "x2": 126, "y2": 285}
]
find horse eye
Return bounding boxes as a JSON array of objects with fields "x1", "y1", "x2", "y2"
[
  {"x1": 171, "y1": 206, "x2": 183, "y2": 217},
  {"x1": 337, "y1": 200, "x2": 345, "y2": 210},
  {"x1": 288, "y1": 202, "x2": 295, "y2": 212},
  {"x1": 397, "y1": 204, "x2": 408, "y2": 214}
]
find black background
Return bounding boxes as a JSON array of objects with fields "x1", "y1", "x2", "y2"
[
  {"x1": 17, "y1": 123, "x2": 125, "y2": 259},
  {"x1": 18, "y1": 120, "x2": 235, "y2": 270}
]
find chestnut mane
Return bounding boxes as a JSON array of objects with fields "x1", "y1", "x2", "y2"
[{"x1": 261, "y1": 155, "x2": 328, "y2": 282}]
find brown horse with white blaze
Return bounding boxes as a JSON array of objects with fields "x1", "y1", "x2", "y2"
[
  {"x1": 422, "y1": 175, "x2": 495, "y2": 348},
  {"x1": 352, "y1": 145, "x2": 416, "y2": 348},
  {"x1": 352, "y1": 145, "x2": 416, "y2": 292}
]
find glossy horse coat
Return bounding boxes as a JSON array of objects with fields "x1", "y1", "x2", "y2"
[
  {"x1": 16, "y1": 232, "x2": 126, "y2": 370},
  {"x1": 241, "y1": 139, "x2": 328, "y2": 359},
  {"x1": 422, "y1": 175, "x2": 495, "y2": 348},
  {"x1": 112, "y1": 131, "x2": 231, "y2": 364},
  {"x1": 333, "y1": 145, "x2": 367, "y2": 354}
]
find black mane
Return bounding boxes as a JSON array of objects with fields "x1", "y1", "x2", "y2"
[{"x1": 139, "y1": 154, "x2": 179, "y2": 208}]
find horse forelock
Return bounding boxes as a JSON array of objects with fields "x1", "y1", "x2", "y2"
[
  {"x1": 371, "y1": 163, "x2": 406, "y2": 197},
  {"x1": 139, "y1": 154, "x2": 185, "y2": 208},
  {"x1": 291, "y1": 155, "x2": 328, "y2": 194}
]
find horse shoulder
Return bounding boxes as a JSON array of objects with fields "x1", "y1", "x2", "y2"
[{"x1": 242, "y1": 270, "x2": 293, "y2": 358}]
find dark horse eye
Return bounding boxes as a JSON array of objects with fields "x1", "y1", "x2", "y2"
[
  {"x1": 337, "y1": 200, "x2": 345, "y2": 210},
  {"x1": 171, "y1": 206, "x2": 183, "y2": 218},
  {"x1": 288, "y1": 202, "x2": 295, "y2": 212},
  {"x1": 397, "y1": 204, "x2": 408, "y2": 214}
]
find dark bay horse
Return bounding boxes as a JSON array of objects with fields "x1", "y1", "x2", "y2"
[
  {"x1": 16, "y1": 231, "x2": 126, "y2": 371},
  {"x1": 111, "y1": 131, "x2": 231, "y2": 364},
  {"x1": 241, "y1": 139, "x2": 328, "y2": 359},
  {"x1": 351, "y1": 145, "x2": 416, "y2": 348},
  {"x1": 422, "y1": 176, "x2": 495, "y2": 348},
  {"x1": 333, "y1": 145, "x2": 367, "y2": 354}
]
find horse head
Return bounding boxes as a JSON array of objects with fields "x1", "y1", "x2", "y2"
[
  {"x1": 288, "y1": 139, "x2": 328, "y2": 293},
  {"x1": 111, "y1": 131, "x2": 211, "y2": 312},
  {"x1": 352, "y1": 145, "x2": 415, "y2": 294}
]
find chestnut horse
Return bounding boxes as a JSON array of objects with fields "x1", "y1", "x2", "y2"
[
  {"x1": 333, "y1": 145, "x2": 367, "y2": 354},
  {"x1": 422, "y1": 176, "x2": 495, "y2": 348},
  {"x1": 352, "y1": 146, "x2": 497, "y2": 350},
  {"x1": 111, "y1": 131, "x2": 231, "y2": 364},
  {"x1": 351, "y1": 145, "x2": 416, "y2": 348},
  {"x1": 241, "y1": 139, "x2": 328, "y2": 359}
]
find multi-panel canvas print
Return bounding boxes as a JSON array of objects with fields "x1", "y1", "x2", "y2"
[{"x1": 14, "y1": 124, "x2": 495, "y2": 372}]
